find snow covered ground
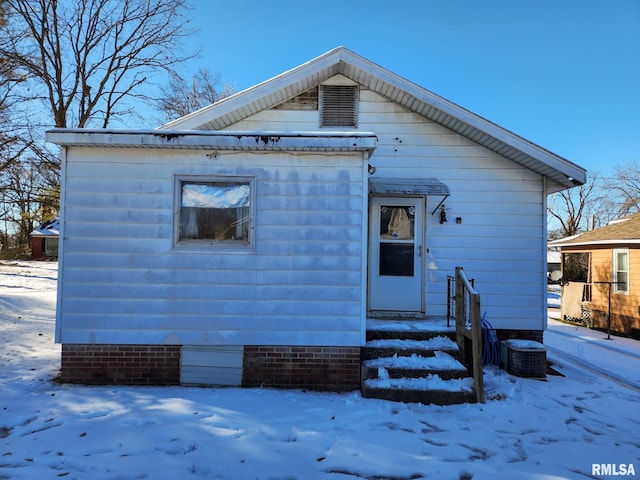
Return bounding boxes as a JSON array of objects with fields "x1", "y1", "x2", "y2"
[{"x1": 1, "y1": 261, "x2": 639, "y2": 480}]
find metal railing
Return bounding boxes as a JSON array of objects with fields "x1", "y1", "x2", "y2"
[
  {"x1": 454, "y1": 266, "x2": 485, "y2": 403},
  {"x1": 447, "y1": 274, "x2": 474, "y2": 328}
]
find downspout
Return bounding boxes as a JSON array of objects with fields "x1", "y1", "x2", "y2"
[
  {"x1": 55, "y1": 146, "x2": 68, "y2": 343},
  {"x1": 542, "y1": 175, "x2": 549, "y2": 332},
  {"x1": 360, "y1": 151, "x2": 370, "y2": 346}
]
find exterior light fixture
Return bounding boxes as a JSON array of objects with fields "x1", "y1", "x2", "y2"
[{"x1": 439, "y1": 205, "x2": 447, "y2": 224}]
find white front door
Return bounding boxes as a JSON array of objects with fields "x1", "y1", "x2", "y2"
[{"x1": 368, "y1": 196, "x2": 424, "y2": 313}]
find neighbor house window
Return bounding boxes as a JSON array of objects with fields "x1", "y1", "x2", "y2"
[
  {"x1": 45, "y1": 237, "x2": 59, "y2": 256},
  {"x1": 613, "y1": 248, "x2": 629, "y2": 293},
  {"x1": 176, "y1": 177, "x2": 253, "y2": 246}
]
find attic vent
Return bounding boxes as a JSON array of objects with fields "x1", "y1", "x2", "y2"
[
  {"x1": 274, "y1": 87, "x2": 318, "y2": 110},
  {"x1": 320, "y1": 85, "x2": 358, "y2": 127}
]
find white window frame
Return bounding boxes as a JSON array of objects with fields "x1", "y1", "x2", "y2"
[
  {"x1": 612, "y1": 248, "x2": 629, "y2": 294},
  {"x1": 174, "y1": 175, "x2": 255, "y2": 250}
]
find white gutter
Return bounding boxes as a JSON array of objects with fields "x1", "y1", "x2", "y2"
[
  {"x1": 550, "y1": 239, "x2": 640, "y2": 248},
  {"x1": 45, "y1": 129, "x2": 378, "y2": 152}
]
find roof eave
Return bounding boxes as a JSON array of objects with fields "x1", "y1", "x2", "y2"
[
  {"x1": 551, "y1": 239, "x2": 640, "y2": 248},
  {"x1": 335, "y1": 49, "x2": 586, "y2": 190},
  {"x1": 45, "y1": 129, "x2": 378, "y2": 152},
  {"x1": 159, "y1": 48, "x2": 345, "y2": 131},
  {"x1": 158, "y1": 46, "x2": 586, "y2": 190}
]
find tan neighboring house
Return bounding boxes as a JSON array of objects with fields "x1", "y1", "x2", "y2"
[{"x1": 550, "y1": 214, "x2": 640, "y2": 338}]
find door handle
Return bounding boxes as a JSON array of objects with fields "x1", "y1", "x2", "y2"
[{"x1": 418, "y1": 245, "x2": 422, "y2": 257}]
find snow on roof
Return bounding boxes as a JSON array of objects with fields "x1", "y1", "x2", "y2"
[
  {"x1": 31, "y1": 217, "x2": 60, "y2": 237},
  {"x1": 45, "y1": 129, "x2": 378, "y2": 152}
]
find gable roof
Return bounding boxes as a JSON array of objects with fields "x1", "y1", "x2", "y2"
[
  {"x1": 160, "y1": 46, "x2": 586, "y2": 193},
  {"x1": 549, "y1": 214, "x2": 640, "y2": 247}
]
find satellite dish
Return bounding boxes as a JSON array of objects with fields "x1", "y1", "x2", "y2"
[{"x1": 549, "y1": 270, "x2": 563, "y2": 282}]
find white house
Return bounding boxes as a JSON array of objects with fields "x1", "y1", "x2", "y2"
[{"x1": 46, "y1": 47, "x2": 586, "y2": 391}]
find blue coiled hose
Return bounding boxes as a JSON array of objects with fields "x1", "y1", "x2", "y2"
[{"x1": 481, "y1": 312, "x2": 500, "y2": 366}]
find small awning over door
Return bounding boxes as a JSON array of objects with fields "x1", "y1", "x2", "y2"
[{"x1": 369, "y1": 178, "x2": 450, "y2": 214}]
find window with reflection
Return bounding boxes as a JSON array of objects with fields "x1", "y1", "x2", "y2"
[{"x1": 177, "y1": 178, "x2": 252, "y2": 245}]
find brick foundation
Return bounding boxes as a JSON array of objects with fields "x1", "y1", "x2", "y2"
[
  {"x1": 242, "y1": 346, "x2": 361, "y2": 392},
  {"x1": 60, "y1": 344, "x2": 181, "y2": 385}
]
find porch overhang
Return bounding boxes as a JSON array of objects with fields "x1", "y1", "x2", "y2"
[{"x1": 368, "y1": 177, "x2": 450, "y2": 215}]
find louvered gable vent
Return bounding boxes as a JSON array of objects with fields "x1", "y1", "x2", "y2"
[{"x1": 320, "y1": 85, "x2": 358, "y2": 127}]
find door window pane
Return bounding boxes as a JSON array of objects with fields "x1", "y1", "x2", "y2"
[
  {"x1": 380, "y1": 206, "x2": 414, "y2": 240},
  {"x1": 379, "y1": 243, "x2": 414, "y2": 277}
]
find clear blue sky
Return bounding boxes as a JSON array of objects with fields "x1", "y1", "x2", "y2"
[{"x1": 185, "y1": 0, "x2": 639, "y2": 179}]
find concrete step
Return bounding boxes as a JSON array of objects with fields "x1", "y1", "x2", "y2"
[
  {"x1": 360, "y1": 319, "x2": 477, "y2": 405},
  {"x1": 362, "y1": 351, "x2": 468, "y2": 381},
  {"x1": 366, "y1": 318, "x2": 456, "y2": 342},
  {"x1": 361, "y1": 336, "x2": 460, "y2": 361},
  {"x1": 361, "y1": 375, "x2": 476, "y2": 405}
]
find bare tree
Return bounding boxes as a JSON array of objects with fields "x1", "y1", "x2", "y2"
[
  {"x1": 156, "y1": 68, "x2": 237, "y2": 122},
  {"x1": 548, "y1": 173, "x2": 602, "y2": 238},
  {"x1": 0, "y1": 0, "x2": 27, "y2": 174},
  {"x1": 1, "y1": 0, "x2": 195, "y2": 129},
  {"x1": 0, "y1": 0, "x2": 199, "y2": 255},
  {"x1": 603, "y1": 160, "x2": 640, "y2": 217},
  {"x1": 2, "y1": 159, "x2": 45, "y2": 249}
]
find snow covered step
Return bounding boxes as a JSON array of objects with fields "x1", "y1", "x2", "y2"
[
  {"x1": 365, "y1": 351, "x2": 464, "y2": 370},
  {"x1": 362, "y1": 352, "x2": 468, "y2": 381},
  {"x1": 361, "y1": 336, "x2": 460, "y2": 360},
  {"x1": 361, "y1": 318, "x2": 476, "y2": 405},
  {"x1": 362, "y1": 371, "x2": 476, "y2": 405},
  {"x1": 366, "y1": 319, "x2": 455, "y2": 342},
  {"x1": 366, "y1": 336, "x2": 458, "y2": 349}
]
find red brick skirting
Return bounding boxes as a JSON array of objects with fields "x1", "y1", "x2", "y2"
[
  {"x1": 60, "y1": 344, "x2": 361, "y2": 390},
  {"x1": 242, "y1": 346, "x2": 361, "y2": 392},
  {"x1": 60, "y1": 344, "x2": 180, "y2": 385}
]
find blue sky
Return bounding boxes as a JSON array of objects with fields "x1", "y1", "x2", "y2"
[{"x1": 186, "y1": 0, "x2": 639, "y2": 178}]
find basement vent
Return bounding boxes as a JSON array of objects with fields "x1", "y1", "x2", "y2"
[
  {"x1": 320, "y1": 85, "x2": 358, "y2": 127},
  {"x1": 180, "y1": 345, "x2": 243, "y2": 386}
]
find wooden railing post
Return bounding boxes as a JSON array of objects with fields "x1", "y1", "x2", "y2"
[
  {"x1": 469, "y1": 289, "x2": 485, "y2": 404},
  {"x1": 454, "y1": 266, "x2": 485, "y2": 404},
  {"x1": 455, "y1": 266, "x2": 465, "y2": 354}
]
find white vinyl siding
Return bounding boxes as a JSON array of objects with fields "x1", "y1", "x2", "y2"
[
  {"x1": 58, "y1": 79, "x2": 550, "y2": 343},
  {"x1": 58, "y1": 148, "x2": 365, "y2": 346},
  {"x1": 226, "y1": 88, "x2": 547, "y2": 331}
]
